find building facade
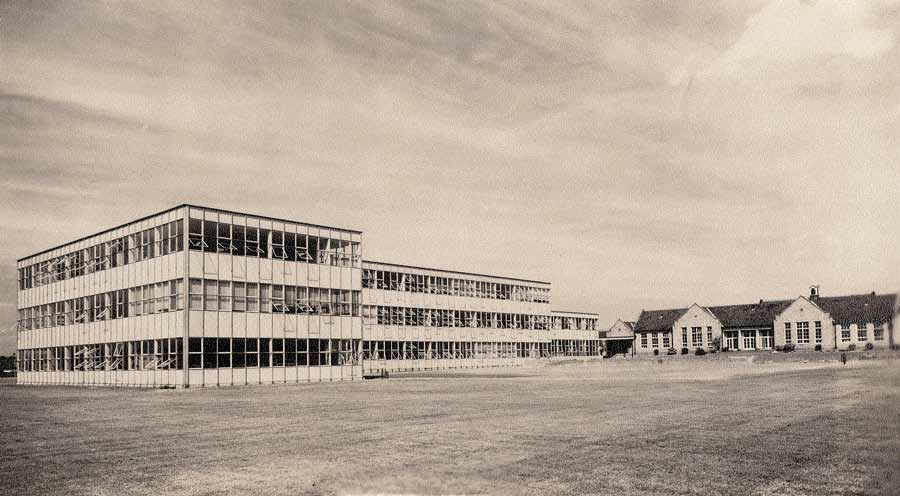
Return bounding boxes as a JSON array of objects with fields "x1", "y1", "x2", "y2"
[
  {"x1": 634, "y1": 287, "x2": 898, "y2": 354},
  {"x1": 16, "y1": 205, "x2": 602, "y2": 387},
  {"x1": 360, "y1": 261, "x2": 554, "y2": 373},
  {"x1": 601, "y1": 319, "x2": 635, "y2": 356}
]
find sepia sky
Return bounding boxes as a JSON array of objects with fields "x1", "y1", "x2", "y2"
[{"x1": 1, "y1": 1, "x2": 899, "y2": 353}]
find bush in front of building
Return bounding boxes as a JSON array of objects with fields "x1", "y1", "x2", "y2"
[
  {"x1": 848, "y1": 344, "x2": 857, "y2": 351},
  {"x1": 864, "y1": 342, "x2": 874, "y2": 351},
  {"x1": 681, "y1": 347, "x2": 689, "y2": 355},
  {"x1": 653, "y1": 349, "x2": 659, "y2": 356},
  {"x1": 667, "y1": 347, "x2": 677, "y2": 355},
  {"x1": 814, "y1": 344, "x2": 823, "y2": 352},
  {"x1": 694, "y1": 348, "x2": 706, "y2": 356},
  {"x1": 781, "y1": 343, "x2": 796, "y2": 352}
]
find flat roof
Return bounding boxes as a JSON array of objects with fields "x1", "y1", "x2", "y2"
[
  {"x1": 362, "y1": 259, "x2": 551, "y2": 285},
  {"x1": 19, "y1": 203, "x2": 363, "y2": 262},
  {"x1": 551, "y1": 310, "x2": 600, "y2": 317}
]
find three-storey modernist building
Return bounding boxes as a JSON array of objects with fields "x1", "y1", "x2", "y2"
[{"x1": 16, "y1": 205, "x2": 602, "y2": 387}]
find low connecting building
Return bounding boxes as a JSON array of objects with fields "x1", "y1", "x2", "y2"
[
  {"x1": 15, "y1": 205, "x2": 602, "y2": 387},
  {"x1": 630, "y1": 286, "x2": 899, "y2": 355}
]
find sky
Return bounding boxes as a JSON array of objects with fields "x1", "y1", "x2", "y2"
[{"x1": 1, "y1": 1, "x2": 899, "y2": 354}]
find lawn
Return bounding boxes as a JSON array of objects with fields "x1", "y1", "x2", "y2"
[{"x1": 1, "y1": 354, "x2": 899, "y2": 495}]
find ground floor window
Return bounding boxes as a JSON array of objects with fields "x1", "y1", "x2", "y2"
[
  {"x1": 741, "y1": 330, "x2": 757, "y2": 350},
  {"x1": 796, "y1": 322, "x2": 809, "y2": 344},
  {"x1": 841, "y1": 327, "x2": 851, "y2": 342},
  {"x1": 759, "y1": 330, "x2": 774, "y2": 349},
  {"x1": 815, "y1": 321, "x2": 822, "y2": 343},
  {"x1": 874, "y1": 326, "x2": 884, "y2": 341},
  {"x1": 691, "y1": 327, "x2": 702, "y2": 347},
  {"x1": 641, "y1": 333, "x2": 648, "y2": 348},
  {"x1": 857, "y1": 324, "x2": 867, "y2": 341},
  {"x1": 651, "y1": 332, "x2": 658, "y2": 348},
  {"x1": 662, "y1": 334, "x2": 670, "y2": 348},
  {"x1": 724, "y1": 331, "x2": 739, "y2": 350},
  {"x1": 785, "y1": 322, "x2": 792, "y2": 343}
]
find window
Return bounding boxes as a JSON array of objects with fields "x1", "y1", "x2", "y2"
[
  {"x1": 189, "y1": 279, "x2": 203, "y2": 310},
  {"x1": 784, "y1": 322, "x2": 792, "y2": 343},
  {"x1": 874, "y1": 326, "x2": 884, "y2": 341},
  {"x1": 856, "y1": 324, "x2": 868, "y2": 341},
  {"x1": 218, "y1": 281, "x2": 232, "y2": 312},
  {"x1": 189, "y1": 218, "x2": 204, "y2": 250},
  {"x1": 706, "y1": 327, "x2": 712, "y2": 346},
  {"x1": 651, "y1": 332, "x2": 658, "y2": 348},
  {"x1": 233, "y1": 282, "x2": 246, "y2": 312},
  {"x1": 742, "y1": 330, "x2": 757, "y2": 349},
  {"x1": 841, "y1": 326, "x2": 851, "y2": 342},
  {"x1": 247, "y1": 283, "x2": 259, "y2": 312},
  {"x1": 691, "y1": 327, "x2": 702, "y2": 347},
  {"x1": 188, "y1": 337, "x2": 202, "y2": 369},
  {"x1": 814, "y1": 321, "x2": 822, "y2": 343},
  {"x1": 662, "y1": 334, "x2": 670, "y2": 348},
  {"x1": 204, "y1": 280, "x2": 218, "y2": 311},
  {"x1": 203, "y1": 220, "x2": 217, "y2": 253},
  {"x1": 682, "y1": 327, "x2": 688, "y2": 347},
  {"x1": 640, "y1": 333, "x2": 648, "y2": 348},
  {"x1": 202, "y1": 338, "x2": 217, "y2": 368},
  {"x1": 796, "y1": 322, "x2": 809, "y2": 344}
]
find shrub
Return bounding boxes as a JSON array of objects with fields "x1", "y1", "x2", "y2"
[
  {"x1": 781, "y1": 343, "x2": 796, "y2": 352},
  {"x1": 774, "y1": 345, "x2": 783, "y2": 352},
  {"x1": 865, "y1": 342, "x2": 874, "y2": 351},
  {"x1": 666, "y1": 347, "x2": 677, "y2": 355},
  {"x1": 814, "y1": 344, "x2": 822, "y2": 352},
  {"x1": 694, "y1": 348, "x2": 707, "y2": 356},
  {"x1": 681, "y1": 347, "x2": 689, "y2": 355},
  {"x1": 721, "y1": 347, "x2": 729, "y2": 353},
  {"x1": 653, "y1": 349, "x2": 659, "y2": 356},
  {"x1": 848, "y1": 344, "x2": 857, "y2": 351}
]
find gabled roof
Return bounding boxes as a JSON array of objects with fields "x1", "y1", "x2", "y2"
[
  {"x1": 708, "y1": 300, "x2": 794, "y2": 329},
  {"x1": 634, "y1": 308, "x2": 686, "y2": 332},
  {"x1": 814, "y1": 293, "x2": 898, "y2": 327}
]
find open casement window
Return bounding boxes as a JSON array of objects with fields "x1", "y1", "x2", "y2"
[
  {"x1": 316, "y1": 237, "x2": 330, "y2": 265},
  {"x1": 216, "y1": 222, "x2": 234, "y2": 254},
  {"x1": 202, "y1": 220, "x2": 217, "y2": 253},
  {"x1": 188, "y1": 218, "x2": 204, "y2": 250},
  {"x1": 362, "y1": 269, "x2": 375, "y2": 289},
  {"x1": 231, "y1": 224, "x2": 246, "y2": 256},
  {"x1": 243, "y1": 227, "x2": 262, "y2": 257},
  {"x1": 271, "y1": 230, "x2": 286, "y2": 259},
  {"x1": 271, "y1": 285, "x2": 286, "y2": 313},
  {"x1": 284, "y1": 232, "x2": 296, "y2": 262}
]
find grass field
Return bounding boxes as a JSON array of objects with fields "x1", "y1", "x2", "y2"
[{"x1": 2, "y1": 354, "x2": 899, "y2": 495}]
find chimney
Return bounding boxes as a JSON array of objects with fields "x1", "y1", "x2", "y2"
[{"x1": 809, "y1": 285, "x2": 820, "y2": 299}]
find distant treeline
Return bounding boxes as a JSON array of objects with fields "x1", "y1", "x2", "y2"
[{"x1": 0, "y1": 355, "x2": 16, "y2": 371}]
